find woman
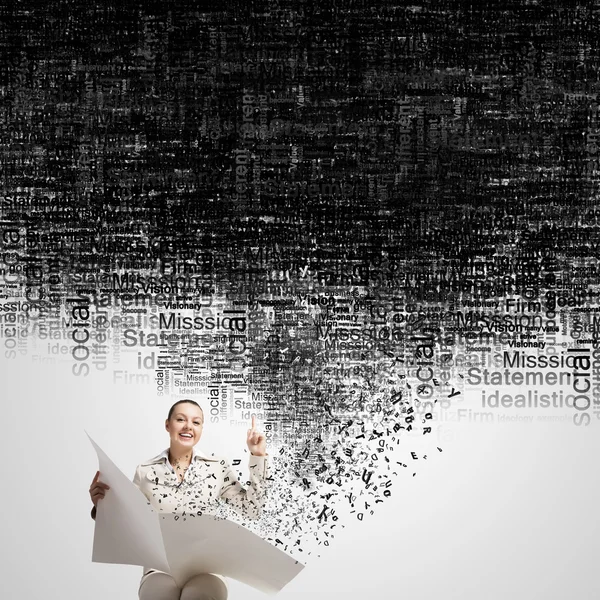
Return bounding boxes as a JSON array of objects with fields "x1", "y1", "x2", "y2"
[{"x1": 89, "y1": 399, "x2": 269, "y2": 600}]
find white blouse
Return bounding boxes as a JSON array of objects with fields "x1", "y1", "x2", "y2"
[{"x1": 132, "y1": 446, "x2": 270, "y2": 591}]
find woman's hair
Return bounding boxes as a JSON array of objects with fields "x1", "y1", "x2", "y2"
[{"x1": 167, "y1": 399, "x2": 204, "y2": 423}]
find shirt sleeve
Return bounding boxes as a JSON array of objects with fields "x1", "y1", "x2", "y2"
[
  {"x1": 219, "y1": 454, "x2": 270, "y2": 520},
  {"x1": 132, "y1": 465, "x2": 143, "y2": 490},
  {"x1": 91, "y1": 465, "x2": 148, "y2": 521},
  {"x1": 132, "y1": 464, "x2": 154, "y2": 506}
]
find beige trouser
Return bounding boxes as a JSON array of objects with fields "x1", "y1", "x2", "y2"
[{"x1": 138, "y1": 572, "x2": 228, "y2": 600}]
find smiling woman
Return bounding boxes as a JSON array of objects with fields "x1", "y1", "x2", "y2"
[{"x1": 88, "y1": 399, "x2": 269, "y2": 600}]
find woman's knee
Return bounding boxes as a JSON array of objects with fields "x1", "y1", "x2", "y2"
[
  {"x1": 138, "y1": 572, "x2": 181, "y2": 600},
  {"x1": 180, "y1": 574, "x2": 227, "y2": 600}
]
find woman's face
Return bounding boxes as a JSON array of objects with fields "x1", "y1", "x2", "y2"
[{"x1": 165, "y1": 403, "x2": 204, "y2": 449}]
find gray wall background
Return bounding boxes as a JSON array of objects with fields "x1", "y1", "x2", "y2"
[{"x1": 2, "y1": 352, "x2": 598, "y2": 600}]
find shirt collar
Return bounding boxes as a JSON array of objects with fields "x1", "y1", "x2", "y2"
[{"x1": 141, "y1": 446, "x2": 216, "y2": 466}]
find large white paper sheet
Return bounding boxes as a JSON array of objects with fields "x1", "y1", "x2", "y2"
[
  {"x1": 87, "y1": 433, "x2": 171, "y2": 573},
  {"x1": 159, "y1": 513, "x2": 304, "y2": 593},
  {"x1": 87, "y1": 434, "x2": 305, "y2": 594}
]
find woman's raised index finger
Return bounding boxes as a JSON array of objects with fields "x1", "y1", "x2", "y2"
[{"x1": 251, "y1": 414, "x2": 256, "y2": 429}]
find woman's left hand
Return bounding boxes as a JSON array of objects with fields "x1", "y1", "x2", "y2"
[{"x1": 247, "y1": 415, "x2": 267, "y2": 456}]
